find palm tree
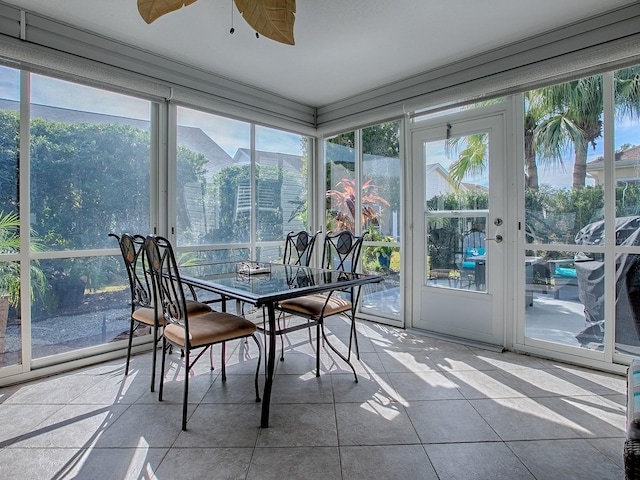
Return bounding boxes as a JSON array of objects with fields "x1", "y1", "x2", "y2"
[
  {"x1": 534, "y1": 67, "x2": 640, "y2": 189},
  {"x1": 533, "y1": 76, "x2": 602, "y2": 189},
  {"x1": 0, "y1": 211, "x2": 46, "y2": 307},
  {"x1": 447, "y1": 98, "x2": 544, "y2": 190},
  {"x1": 447, "y1": 134, "x2": 487, "y2": 186},
  {"x1": 523, "y1": 89, "x2": 562, "y2": 190},
  {"x1": 444, "y1": 67, "x2": 640, "y2": 191}
]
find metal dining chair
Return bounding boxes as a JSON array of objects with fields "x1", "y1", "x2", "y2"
[
  {"x1": 274, "y1": 230, "x2": 367, "y2": 380},
  {"x1": 265, "y1": 230, "x2": 321, "y2": 359},
  {"x1": 109, "y1": 233, "x2": 211, "y2": 392},
  {"x1": 144, "y1": 235, "x2": 261, "y2": 431},
  {"x1": 282, "y1": 230, "x2": 321, "y2": 267}
]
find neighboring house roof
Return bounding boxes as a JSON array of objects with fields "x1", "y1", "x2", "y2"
[
  {"x1": 177, "y1": 126, "x2": 234, "y2": 177},
  {"x1": 233, "y1": 148, "x2": 302, "y2": 170},
  {"x1": 425, "y1": 163, "x2": 450, "y2": 178},
  {"x1": 587, "y1": 145, "x2": 640, "y2": 171},
  {"x1": 425, "y1": 163, "x2": 474, "y2": 193},
  {"x1": 0, "y1": 98, "x2": 151, "y2": 130},
  {"x1": 461, "y1": 182, "x2": 488, "y2": 193}
]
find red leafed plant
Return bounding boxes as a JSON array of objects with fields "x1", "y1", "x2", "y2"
[{"x1": 326, "y1": 178, "x2": 390, "y2": 232}]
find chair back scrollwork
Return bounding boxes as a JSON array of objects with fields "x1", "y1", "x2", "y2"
[{"x1": 283, "y1": 230, "x2": 321, "y2": 267}]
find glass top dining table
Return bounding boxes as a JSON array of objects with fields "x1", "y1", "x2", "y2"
[{"x1": 178, "y1": 261, "x2": 383, "y2": 428}]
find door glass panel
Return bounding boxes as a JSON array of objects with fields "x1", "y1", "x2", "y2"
[
  {"x1": 424, "y1": 136, "x2": 489, "y2": 292},
  {"x1": 32, "y1": 256, "x2": 130, "y2": 358}
]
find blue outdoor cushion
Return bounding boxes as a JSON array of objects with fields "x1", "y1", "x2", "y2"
[
  {"x1": 556, "y1": 267, "x2": 577, "y2": 278},
  {"x1": 462, "y1": 248, "x2": 485, "y2": 269}
]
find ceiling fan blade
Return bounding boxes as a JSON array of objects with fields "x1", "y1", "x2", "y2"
[
  {"x1": 138, "y1": 0, "x2": 199, "y2": 24},
  {"x1": 234, "y1": 0, "x2": 296, "y2": 46}
]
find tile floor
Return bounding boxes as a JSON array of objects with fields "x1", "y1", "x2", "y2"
[{"x1": 0, "y1": 316, "x2": 628, "y2": 480}]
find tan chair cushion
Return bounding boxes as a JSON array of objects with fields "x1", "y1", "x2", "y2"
[
  {"x1": 131, "y1": 300, "x2": 212, "y2": 326},
  {"x1": 185, "y1": 299, "x2": 215, "y2": 315},
  {"x1": 164, "y1": 311, "x2": 257, "y2": 348},
  {"x1": 278, "y1": 293, "x2": 351, "y2": 318},
  {"x1": 131, "y1": 306, "x2": 157, "y2": 326}
]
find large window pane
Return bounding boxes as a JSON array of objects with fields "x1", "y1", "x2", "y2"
[
  {"x1": 30, "y1": 75, "x2": 152, "y2": 250},
  {"x1": 176, "y1": 107, "x2": 250, "y2": 246},
  {"x1": 0, "y1": 66, "x2": 21, "y2": 367},
  {"x1": 29, "y1": 74, "x2": 153, "y2": 360},
  {"x1": 524, "y1": 249, "x2": 596, "y2": 348},
  {"x1": 524, "y1": 75, "x2": 606, "y2": 352},
  {"x1": 30, "y1": 256, "x2": 130, "y2": 358},
  {"x1": 0, "y1": 261, "x2": 21, "y2": 367},
  {"x1": 255, "y1": 125, "x2": 308, "y2": 242},
  {"x1": 524, "y1": 76, "x2": 605, "y2": 246},
  {"x1": 360, "y1": 121, "x2": 401, "y2": 318},
  {"x1": 326, "y1": 132, "x2": 356, "y2": 232},
  {"x1": 614, "y1": 65, "x2": 640, "y2": 354},
  {"x1": 326, "y1": 123, "x2": 403, "y2": 321}
]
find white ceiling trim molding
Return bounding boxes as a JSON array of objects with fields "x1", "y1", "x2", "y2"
[
  {"x1": 316, "y1": 2, "x2": 640, "y2": 132},
  {"x1": 0, "y1": 33, "x2": 171, "y2": 102}
]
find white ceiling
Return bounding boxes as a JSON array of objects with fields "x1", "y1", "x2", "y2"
[{"x1": 5, "y1": 0, "x2": 636, "y2": 107}]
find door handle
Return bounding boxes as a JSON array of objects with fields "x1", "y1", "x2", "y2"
[{"x1": 486, "y1": 235, "x2": 503, "y2": 243}]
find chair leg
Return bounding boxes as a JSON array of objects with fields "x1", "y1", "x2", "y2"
[
  {"x1": 347, "y1": 316, "x2": 360, "y2": 361},
  {"x1": 316, "y1": 322, "x2": 321, "y2": 377},
  {"x1": 308, "y1": 319, "x2": 316, "y2": 349},
  {"x1": 125, "y1": 317, "x2": 135, "y2": 375},
  {"x1": 150, "y1": 323, "x2": 158, "y2": 392},
  {"x1": 159, "y1": 336, "x2": 167, "y2": 402},
  {"x1": 221, "y1": 342, "x2": 227, "y2": 382},
  {"x1": 321, "y1": 323, "x2": 358, "y2": 383},
  {"x1": 182, "y1": 348, "x2": 190, "y2": 431},
  {"x1": 250, "y1": 335, "x2": 262, "y2": 402}
]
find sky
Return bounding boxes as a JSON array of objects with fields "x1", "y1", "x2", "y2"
[
  {"x1": 0, "y1": 66, "x2": 304, "y2": 158},
  {"x1": 424, "y1": 120, "x2": 639, "y2": 189},
  {"x1": 537, "y1": 120, "x2": 638, "y2": 188},
  {"x1": 1, "y1": 65, "x2": 638, "y2": 183}
]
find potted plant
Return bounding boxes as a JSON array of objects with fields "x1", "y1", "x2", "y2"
[
  {"x1": 366, "y1": 226, "x2": 395, "y2": 270},
  {"x1": 326, "y1": 178, "x2": 390, "y2": 232},
  {"x1": 0, "y1": 211, "x2": 46, "y2": 360}
]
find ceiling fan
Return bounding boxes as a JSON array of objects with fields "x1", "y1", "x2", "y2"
[{"x1": 137, "y1": 0, "x2": 296, "y2": 45}]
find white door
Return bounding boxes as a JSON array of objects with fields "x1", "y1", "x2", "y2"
[{"x1": 410, "y1": 110, "x2": 507, "y2": 347}]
